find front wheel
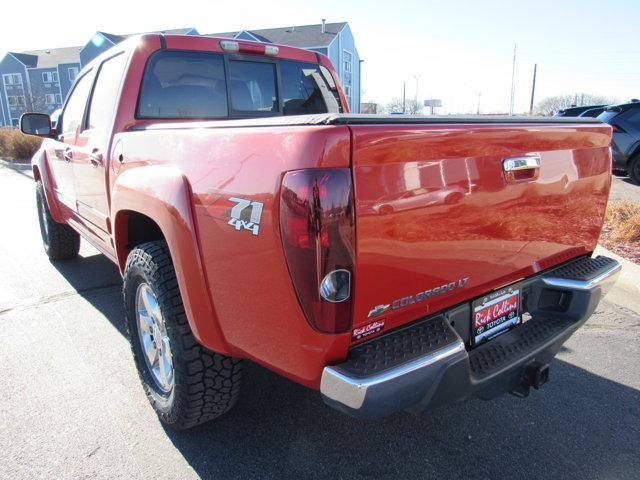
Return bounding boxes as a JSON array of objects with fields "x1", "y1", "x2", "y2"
[
  {"x1": 123, "y1": 240, "x2": 242, "y2": 430},
  {"x1": 36, "y1": 181, "x2": 80, "y2": 261}
]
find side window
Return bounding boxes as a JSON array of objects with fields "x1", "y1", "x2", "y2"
[
  {"x1": 88, "y1": 53, "x2": 127, "y2": 132},
  {"x1": 228, "y1": 61, "x2": 277, "y2": 113},
  {"x1": 138, "y1": 51, "x2": 227, "y2": 118},
  {"x1": 59, "y1": 71, "x2": 94, "y2": 137}
]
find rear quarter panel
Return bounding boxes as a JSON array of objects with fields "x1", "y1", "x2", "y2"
[{"x1": 114, "y1": 125, "x2": 352, "y2": 387}]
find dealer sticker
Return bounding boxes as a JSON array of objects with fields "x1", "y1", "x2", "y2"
[{"x1": 352, "y1": 319, "x2": 386, "y2": 341}]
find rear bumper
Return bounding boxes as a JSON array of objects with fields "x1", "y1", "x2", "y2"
[{"x1": 320, "y1": 256, "x2": 621, "y2": 419}]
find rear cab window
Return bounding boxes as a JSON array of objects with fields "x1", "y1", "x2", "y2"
[
  {"x1": 227, "y1": 60, "x2": 277, "y2": 114},
  {"x1": 137, "y1": 50, "x2": 343, "y2": 120}
]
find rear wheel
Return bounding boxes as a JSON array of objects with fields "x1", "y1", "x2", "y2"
[
  {"x1": 629, "y1": 156, "x2": 640, "y2": 185},
  {"x1": 36, "y1": 181, "x2": 80, "y2": 261},
  {"x1": 123, "y1": 240, "x2": 242, "y2": 430}
]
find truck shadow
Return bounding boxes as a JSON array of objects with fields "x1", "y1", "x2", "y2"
[
  {"x1": 50, "y1": 252, "x2": 125, "y2": 335},
  {"x1": 163, "y1": 359, "x2": 639, "y2": 480},
  {"x1": 50, "y1": 252, "x2": 639, "y2": 480}
]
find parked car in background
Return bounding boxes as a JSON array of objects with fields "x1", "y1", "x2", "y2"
[
  {"x1": 579, "y1": 107, "x2": 606, "y2": 118},
  {"x1": 554, "y1": 104, "x2": 607, "y2": 117},
  {"x1": 598, "y1": 100, "x2": 640, "y2": 183}
]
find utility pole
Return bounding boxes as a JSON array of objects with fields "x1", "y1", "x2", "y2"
[
  {"x1": 580, "y1": 93, "x2": 584, "y2": 106},
  {"x1": 402, "y1": 81, "x2": 406, "y2": 114},
  {"x1": 477, "y1": 91, "x2": 482, "y2": 115},
  {"x1": 414, "y1": 74, "x2": 420, "y2": 110},
  {"x1": 509, "y1": 44, "x2": 517, "y2": 115},
  {"x1": 529, "y1": 63, "x2": 537, "y2": 115}
]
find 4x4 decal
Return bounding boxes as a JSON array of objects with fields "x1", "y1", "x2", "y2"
[{"x1": 227, "y1": 197, "x2": 264, "y2": 236}]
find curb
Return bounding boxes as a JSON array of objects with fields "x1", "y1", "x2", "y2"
[
  {"x1": 595, "y1": 244, "x2": 640, "y2": 314},
  {"x1": 0, "y1": 158, "x2": 31, "y2": 172}
]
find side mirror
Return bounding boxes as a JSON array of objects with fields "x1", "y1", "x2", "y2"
[{"x1": 20, "y1": 113, "x2": 54, "y2": 138}]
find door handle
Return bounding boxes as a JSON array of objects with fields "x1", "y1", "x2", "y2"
[
  {"x1": 89, "y1": 150, "x2": 104, "y2": 167},
  {"x1": 503, "y1": 155, "x2": 541, "y2": 172},
  {"x1": 63, "y1": 148, "x2": 73, "y2": 163}
]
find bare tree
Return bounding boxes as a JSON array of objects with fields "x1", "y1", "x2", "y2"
[
  {"x1": 382, "y1": 97, "x2": 423, "y2": 115},
  {"x1": 534, "y1": 93, "x2": 617, "y2": 116},
  {"x1": 28, "y1": 82, "x2": 53, "y2": 113}
]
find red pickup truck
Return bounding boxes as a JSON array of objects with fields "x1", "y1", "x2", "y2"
[{"x1": 21, "y1": 34, "x2": 621, "y2": 430}]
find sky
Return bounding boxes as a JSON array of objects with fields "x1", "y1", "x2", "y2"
[{"x1": 2, "y1": 0, "x2": 639, "y2": 113}]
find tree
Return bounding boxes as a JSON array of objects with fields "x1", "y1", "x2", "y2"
[
  {"x1": 28, "y1": 82, "x2": 56, "y2": 114},
  {"x1": 381, "y1": 97, "x2": 423, "y2": 115},
  {"x1": 534, "y1": 93, "x2": 616, "y2": 116}
]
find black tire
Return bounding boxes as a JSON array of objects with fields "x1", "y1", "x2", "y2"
[
  {"x1": 629, "y1": 156, "x2": 640, "y2": 185},
  {"x1": 123, "y1": 240, "x2": 242, "y2": 430},
  {"x1": 36, "y1": 181, "x2": 80, "y2": 261}
]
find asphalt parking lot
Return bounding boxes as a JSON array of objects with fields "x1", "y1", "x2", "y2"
[{"x1": 0, "y1": 165, "x2": 639, "y2": 480}]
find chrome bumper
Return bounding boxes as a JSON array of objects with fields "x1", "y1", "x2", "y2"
[{"x1": 320, "y1": 255, "x2": 621, "y2": 419}]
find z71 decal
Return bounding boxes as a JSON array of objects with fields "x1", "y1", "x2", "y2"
[{"x1": 227, "y1": 197, "x2": 264, "y2": 236}]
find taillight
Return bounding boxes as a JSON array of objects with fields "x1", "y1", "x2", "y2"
[
  {"x1": 279, "y1": 168, "x2": 355, "y2": 334},
  {"x1": 611, "y1": 124, "x2": 626, "y2": 133}
]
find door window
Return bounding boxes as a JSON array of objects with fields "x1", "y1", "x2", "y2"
[
  {"x1": 59, "y1": 71, "x2": 94, "y2": 137},
  {"x1": 87, "y1": 53, "x2": 128, "y2": 133}
]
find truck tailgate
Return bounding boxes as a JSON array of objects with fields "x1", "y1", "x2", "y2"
[{"x1": 350, "y1": 122, "x2": 612, "y2": 333}]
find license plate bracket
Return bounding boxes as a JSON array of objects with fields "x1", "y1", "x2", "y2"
[{"x1": 472, "y1": 283, "x2": 522, "y2": 346}]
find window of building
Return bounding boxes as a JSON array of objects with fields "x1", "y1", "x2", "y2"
[
  {"x1": 87, "y1": 53, "x2": 128, "y2": 131},
  {"x1": 228, "y1": 60, "x2": 277, "y2": 113},
  {"x1": 343, "y1": 50, "x2": 352, "y2": 73},
  {"x1": 344, "y1": 85, "x2": 351, "y2": 97},
  {"x1": 55, "y1": 94, "x2": 62, "y2": 104},
  {"x1": 45, "y1": 94, "x2": 56, "y2": 105},
  {"x1": 3, "y1": 73, "x2": 22, "y2": 86},
  {"x1": 42, "y1": 72, "x2": 58, "y2": 83},
  {"x1": 7, "y1": 96, "x2": 26, "y2": 107},
  {"x1": 68, "y1": 67, "x2": 79, "y2": 82}
]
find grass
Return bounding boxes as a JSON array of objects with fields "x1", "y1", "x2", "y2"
[
  {"x1": 0, "y1": 127, "x2": 42, "y2": 161},
  {"x1": 603, "y1": 200, "x2": 640, "y2": 243}
]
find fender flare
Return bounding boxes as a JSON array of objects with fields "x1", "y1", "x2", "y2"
[
  {"x1": 111, "y1": 165, "x2": 231, "y2": 354},
  {"x1": 31, "y1": 147, "x2": 64, "y2": 223}
]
